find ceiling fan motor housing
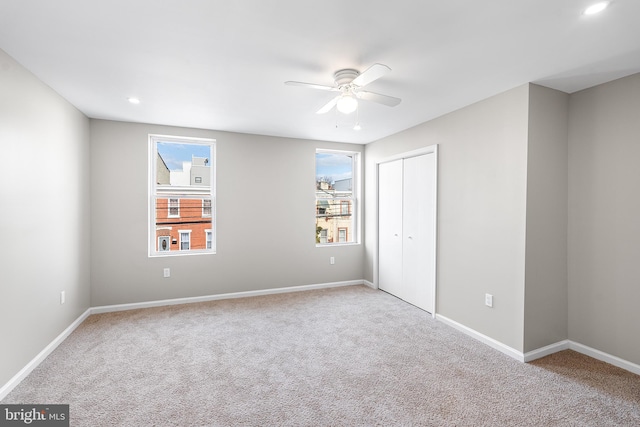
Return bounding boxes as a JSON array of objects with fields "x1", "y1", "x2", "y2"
[{"x1": 334, "y1": 69, "x2": 360, "y2": 87}]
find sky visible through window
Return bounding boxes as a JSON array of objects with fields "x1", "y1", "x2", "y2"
[
  {"x1": 158, "y1": 142, "x2": 211, "y2": 171},
  {"x1": 316, "y1": 152, "x2": 353, "y2": 183}
]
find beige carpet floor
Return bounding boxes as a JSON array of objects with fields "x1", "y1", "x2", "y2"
[{"x1": 3, "y1": 285, "x2": 639, "y2": 426}]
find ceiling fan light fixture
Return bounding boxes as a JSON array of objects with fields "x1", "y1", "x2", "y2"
[{"x1": 336, "y1": 94, "x2": 358, "y2": 114}]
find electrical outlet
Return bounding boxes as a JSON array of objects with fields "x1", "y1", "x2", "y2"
[
  {"x1": 60, "y1": 291, "x2": 65, "y2": 305},
  {"x1": 330, "y1": 257, "x2": 335, "y2": 265},
  {"x1": 485, "y1": 293, "x2": 493, "y2": 308},
  {"x1": 163, "y1": 268, "x2": 171, "y2": 278}
]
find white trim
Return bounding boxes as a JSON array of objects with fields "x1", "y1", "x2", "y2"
[
  {"x1": 91, "y1": 280, "x2": 364, "y2": 314},
  {"x1": 363, "y1": 279, "x2": 376, "y2": 289},
  {"x1": 569, "y1": 341, "x2": 640, "y2": 376},
  {"x1": 436, "y1": 314, "x2": 640, "y2": 376},
  {"x1": 378, "y1": 145, "x2": 438, "y2": 165},
  {"x1": 436, "y1": 314, "x2": 525, "y2": 362},
  {"x1": 179, "y1": 229, "x2": 192, "y2": 251},
  {"x1": 0, "y1": 309, "x2": 91, "y2": 401},
  {"x1": 523, "y1": 340, "x2": 570, "y2": 362}
]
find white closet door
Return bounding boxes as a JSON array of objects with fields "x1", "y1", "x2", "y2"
[
  {"x1": 402, "y1": 154, "x2": 436, "y2": 313},
  {"x1": 378, "y1": 159, "x2": 404, "y2": 299}
]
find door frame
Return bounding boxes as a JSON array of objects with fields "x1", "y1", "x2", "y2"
[{"x1": 375, "y1": 145, "x2": 438, "y2": 318}]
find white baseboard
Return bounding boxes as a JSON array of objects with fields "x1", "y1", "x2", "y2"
[
  {"x1": 523, "y1": 340, "x2": 570, "y2": 362},
  {"x1": 91, "y1": 280, "x2": 364, "y2": 314},
  {"x1": 0, "y1": 308, "x2": 91, "y2": 401},
  {"x1": 569, "y1": 341, "x2": 640, "y2": 376},
  {"x1": 363, "y1": 280, "x2": 376, "y2": 289},
  {"x1": 435, "y1": 314, "x2": 640, "y2": 376},
  {"x1": 435, "y1": 314, "x2": 525, "y2": 362}
]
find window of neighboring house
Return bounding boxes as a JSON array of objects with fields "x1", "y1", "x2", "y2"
[
  {"x1": 315, "y1": 149, "x2": 360, "y2": 245},
  {"x1": 205, "y1": 230, "x2": 212, "y2": 249},
  {"x1": 179, "y1": 230, "x2": 191, "y2": 250},
  {"x1": 341, "y1": 200, "x2": 349, "y2": 215},
  {"x1": 149, "y1": 135, "x2": 216, "y2": 257},
  {"x1": 168, "y1": 198, "x2": 180, "y2": 218},
  {"x1": 202, "y1": 199, "x2": 212, "y2": 217}
]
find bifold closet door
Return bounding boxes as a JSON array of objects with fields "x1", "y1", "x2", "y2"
[
  {"x1": 378, "y1": 159, "x2": 404, "y2": 300},
  {"x1": 378, "y1": 153, "x2": 436, "y2": 314}
]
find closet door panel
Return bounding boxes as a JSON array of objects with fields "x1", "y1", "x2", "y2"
[
  {"x1": 378, "y1": 159, "x2": 404, "y2": 299},
  {"x1": 402, "y1": 154, "x2": 436, "y2": 313}
]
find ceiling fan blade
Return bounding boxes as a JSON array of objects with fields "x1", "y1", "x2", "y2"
[
  {"x1": 352, "y1": 63, "x2": 391, "y2": 87},
  {"x1": 316, "y1": 96, "x2": 339, "y2": 114},
  {"x1": 285, "y1": 81, "x2": 338, "y2": 92},
  {"x1": 357, "y1": 90, "x2": 401, "y2": 107}
]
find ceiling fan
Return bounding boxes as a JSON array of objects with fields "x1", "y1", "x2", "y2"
[{"x1": 285, "y1": 63, "x2": 401, "y2": 115}]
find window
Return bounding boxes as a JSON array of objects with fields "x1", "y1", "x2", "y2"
[
  {"x1": 341, "y1": 200, "x2": 349, "y2": 215},
  {"x1": 315, "y1": 150, "x2": 359, "y2": 245},
  {"x1": 179, "y1": 230, "x2": 191, "y2": 251},
  {"x1": 202, "y1": 199, "x2": 212, "y2": 217},
  {"x1": 149, "y1": 135, "x2": 216, "y2": 256},
  {"x1": 168, "y1": 198, "x2": 179, "y2": 217}
]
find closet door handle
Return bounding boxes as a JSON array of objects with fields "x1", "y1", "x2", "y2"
[{"x1": 407, "y1": 236, "x2": 413, "y2": 240}]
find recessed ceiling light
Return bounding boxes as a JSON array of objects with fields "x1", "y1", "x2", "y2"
[
  {"x1": 584, "y1": 1, "x2": 610, "y2": 15},
  {"x1": 127, "y1": 97, "x2": 140, "y2": 104}
]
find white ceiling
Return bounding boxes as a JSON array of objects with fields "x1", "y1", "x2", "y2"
[{"x1": 1, "y1": 0, "x2": 639, "y2": 144}]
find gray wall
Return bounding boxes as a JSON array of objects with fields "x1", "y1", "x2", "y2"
[
  {"x1": 90, "y1": 120, "x2": 364, "y2": 306},
  {"x1": 523, "y1": 84, "x2": 569, "y2": 352},
  {"x1": 568, "y1": 73, "x2": 640, "y2": 365},
  {"x1": 0, "y1": 49, "x2": 91, "y2": 386},
  {"x1": 365, "y1": 85, "x2": 530, "y2": 351}
]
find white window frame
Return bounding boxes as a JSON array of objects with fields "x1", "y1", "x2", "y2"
[
  {"x1": 168, "y1": 198, "x2": 180, "y2": 218},
  {"x1": 315, "y1": 149, "x2": 360, "y2": 246},
  {"x1": 149, "y1": 134, "x2": 216, "y2": 257},
  {"x1": 179, "y1": 230, "x2": 191, "y2": 251}
]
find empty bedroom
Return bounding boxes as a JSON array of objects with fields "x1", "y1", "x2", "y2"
[{"x1": 1, "y1": 1, "x2": 639, "y2": 425}]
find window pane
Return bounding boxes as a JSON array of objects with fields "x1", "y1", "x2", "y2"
[
  {"x1": 315, "y1": 199, "x2": 353, "y2": 243},
  {"x1": 155, "y1": 197, "x2": 212, "y2": 251},
  {"x1": 157, "y1": 142, "x2": 211, "y2": 189},
  {"x1": 315, "y1": 151, "x2": 356, "y2": 245},
  {"x1": 151, "y1": 135, "x2": 215, "y2": 256},
  {"x1": 315, "y1": 153, "x2": 353, "y2": 197}
]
